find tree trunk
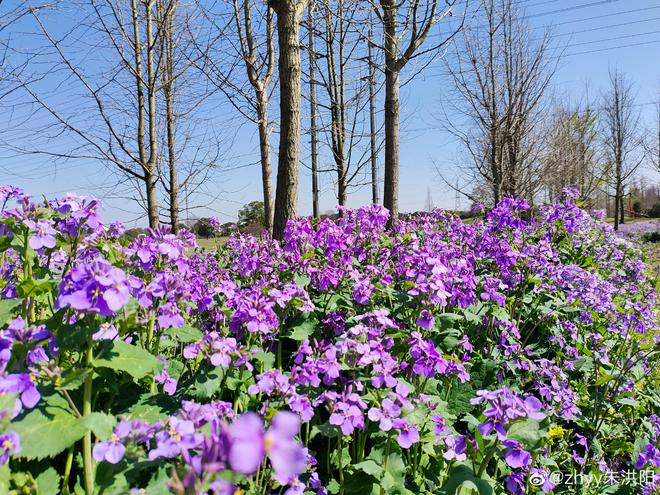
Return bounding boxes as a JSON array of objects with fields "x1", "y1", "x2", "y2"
[
  {"x1": 619, "y1": 188, "x2": 625, "y2": 225},
  {"x1": 614, "y1": 183, "x2": 621, "y2": 231},
  {"x1": 146, "y1": 171, "x2": 159, "y2": 229},
  {"x1": 256, "y1": 89, "x2": 274, "y2": 232},
  {"x1": 382, "y1": 2, "x2": 399, "y2": 224},
  {"x1": 145, "y1": 1, "x2": 159, "y2": 229},
  {"x1": 165, "y1": 86, "x2": 179, "y2": 233},
  {"x1": 368, "y1": 27, "x2": 379, "y2": 205},
  {"x1": 162, "y1": 5, "x2": 178, "y2": 234},
  {"x1": 308, "y1": 2, "x2": 319, "y2": 219},
  {"x1": 272, "y1": 0, "x2": 307, "y2": 240}
]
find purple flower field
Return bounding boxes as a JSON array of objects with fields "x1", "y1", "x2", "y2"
[{"x1": 0, "y1": 185, "x2": 658, "y2": 494}]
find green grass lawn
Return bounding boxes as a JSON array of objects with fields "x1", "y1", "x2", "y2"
[{"x1": 196, "y1": 237, "x2": 227, "y2": 250}]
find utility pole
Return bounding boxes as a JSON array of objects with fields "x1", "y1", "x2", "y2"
[
  {"x1": 368, "y1": 26, "x2": 379, "y2": 205},
  {"x1": 308, "y1": 1, "x2": 320, "y2": 219}
]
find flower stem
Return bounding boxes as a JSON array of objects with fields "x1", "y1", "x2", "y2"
[
  {"x1": 477, "y1": 448, "x2": 495, "y2": 477},
  {"x1": 380, "y1": 432, "x2": 392, "y2": 495},
  {"x1": 82, "y1": 336, "x2": 94, "y2": 495},
  {"x1": 62, "y1": 446, "x2": 74, "y2": 494},
  {"x1": 338, "y1": 435, "x2": 345, "y2": 495}
]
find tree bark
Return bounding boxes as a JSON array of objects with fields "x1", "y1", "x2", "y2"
[
  {"x1": 146, "y1": 171, "x2": 159, "y2": 229},
  {"x1": 256, "y1": 89, "x2": 274, "y2": 231},
  {"x1": 161, "y1": 2, "x2": 179, "y2": 233},
  {"x1": 308, "y1": 2, "x2": 319, "y2": 219},
  {"x1": 382, "y1": 2, "x2": 399, "y2": 223},
  {"x1": 165, "y1": 86, "x2": 178, "y2": 233},
  {"x1": 368, "y1": 27, "x2": 379, "y2": 205},
  {"x1": 145, "y1": 0, "x2": 159, "y2": 228},
  {"x1": 271, "y1": 0, "x2": 308, "y2": 240}
]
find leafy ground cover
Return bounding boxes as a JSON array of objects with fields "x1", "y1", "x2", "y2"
[{"x1": 0, "y1": 186, "x2": 657, "y2": 495}]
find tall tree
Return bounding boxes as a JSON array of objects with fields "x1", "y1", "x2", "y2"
[
  {"x1": 270, "y1": 0, "x2": 309, "y2": 240},
  {"x1": 367, "y1": 25, "x2": 380, "y2": 205},
  {"x1": 2, "y1": 0, "x2": 221, "y2": 228},
  {"x1": 307, "y1": 1, "x2": 320, "y2": 219},
  {"x1": 443, "y1": 0, "x2": 555, "y2": 206},
  {"x1": 231, "y1": 0, "x2": 276, "y2": 232},
  {"x1": 601, "y1": 69, "x2": 642, "y2": 230},
  {"x1": 542, "y1": 103, "x2": 600, "y2": 205},
  {"x1": 374, "y1": 0, "x2": 462, "y2": 223}
]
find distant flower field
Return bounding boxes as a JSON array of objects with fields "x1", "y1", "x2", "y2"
[{"x1": 0, "y1": 186, "x2": 657, "y2": 495}]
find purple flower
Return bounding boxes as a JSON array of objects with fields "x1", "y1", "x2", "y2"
[
  {"x1": 25, "y1": 219, "x2": 57, "y2": 250},
  {"x1": 503, "y1": 442, "x2": 532, "y2": 469},
  {"x1": 416, "y1": 309, "x2": 434, "y2": 330},
  {"x1": 0, "y1": 373, "x2": 40, "y2": 411},
  {"x1": 148, "y1": 417, "x2": 202, "y2": 459},
  {"x1": 228, "y1": 412, "x2": 265, "y2": 475},
  {"x1": 57, "y1": 259, "x2": 130, "y2": 316},
  {"x1": 530, "y1": 467, "x2": 557, "y2": 493},
  {"x1": 158, "y1": 302, "x2": 185, "y2": 329},
  {"x1": 392, "y1": 418, "x2": 419, "y2": 449},
  {"x1": 93, "y1": 420, "x2": 131, "y2": 464},
  {"x1": 92, "y1": 323, "x2": 118, "y2": 341},
  {"x1": 329, "y1": 402, "x2": 364, "y2": 436},
  {"x1": 266, "y1": 411, "x2": 307, "y2": 485},
  {"x1": 367, "y1": 398, "x2": 400, "y2": 431},
  {"x1": 0, "y1": 431, "x2": 20, "y2": 464},
  {"x1": 441, "y1": 434, "x2": 467, "y2": 461}
]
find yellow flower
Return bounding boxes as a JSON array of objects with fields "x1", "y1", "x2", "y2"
[{"x1": 548, "y1": 425, "x2": 565, "y2": 440}]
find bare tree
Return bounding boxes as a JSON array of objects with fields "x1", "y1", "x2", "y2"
[
  {"x1": 601, "y1": 69, "x2": 643, "y2": 230},
  {"x1": 313, "y1": 0, "x2": 373, "y2": 206},
  {"x1": 644, "y1": 89, "x2": 660, "y2": 177},
  {"x1": 1, "y1": 0, "x2": 222, "y2": 228},
  {"x1": 542, "y1": 103, "x2": 600, "y2": 205},
  {"x1": 442, "y1": 0, "x2": 555, "y2": 206},
  {"x1": 2, "y1": 1, "x2": 162, "y2": 226},
  {"x1": 373, "y1": 0, "x2": 463, "y2": 223},
  {"x1": 230, "y1": 0, "x2": 276, "y2": 232},
  {"x1": 269, "y1": 0, "x2": 309, "y2": 240}
]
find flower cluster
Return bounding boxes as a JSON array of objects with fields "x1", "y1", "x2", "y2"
[{"x1": 0, "y1": 186, "x2": 656, "y2": 495}]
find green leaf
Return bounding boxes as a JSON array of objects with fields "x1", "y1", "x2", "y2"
[
  {"x1": 190, "y1": 368, "x2": 225, "y2": 399},
  {"x1": 0, "y1": 299, "x2": 20, "y2": 327},
  {"x1": 124, "y1": 393, "x2": 179, "y2": 423},
  {"x1": 35, "y1": 467, "x2": 60, "y2": 495},
  {"x1": 595, "y1": 373, "x2": 614, "y2": 386},
  {"x1": 12, "y1": 393, "x2": 86, "y2": 460},
  {"x1": 353, "y1": 459, "x2": 383, "y2": 476},
  {"x1": 80, "y1": 412, "x2": 117, "y2": 441},
  {"x1": 15, "y1": 277, "x2": 57, "y2": 299},
  {"x1": 252, "y1": 350, "x2": 275, "y2": 371},
  {"x1": 286, "y1": 313, "x2": 318, "y2": 341},
  {"x1": 344, "y1": 471, "x2": 380, "y2": 495},
  {"x1": 439, "y1": 464, "x2": 494, "y2": 495},
  {"x1": 507, "y1": 419, "x2": 546, "y2": 450},
  {"x1": 57, "y1": 368, "x2": 92, "y2": 391},
  {"x1": 56, "y1": 322, "x2": 95, "y2": 350},
  {"x1": 293, "y1": 273, "x2": 310, "y2": 288},
  {"x1": 94, "y1": 340, "x2": 161, "y2": 379},
  {"x1": 164, "y1": 325, "x2": 203, "y2": 343},
  {"x1": 327, "y1": 479, "x2": 341, "y2": 494}
]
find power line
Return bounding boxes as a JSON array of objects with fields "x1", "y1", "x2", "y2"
[
  {"x1": 533, "y1": 5, "x2": 660, "y2": 30},
  {"x1": 563, "y1": 38, "x2": 660, "y2": 57},
  {"x1": 548, "y1": 16, "x2": 660, "y2": 39},
  {"x1": 526, "y1": 0, "x2": 624, "y2": 20},
  {"x1": 568, "y1": 29, "x2": 660, "y2": 48}
]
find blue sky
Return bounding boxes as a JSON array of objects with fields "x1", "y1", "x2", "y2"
[{"x1": 1, "y1": 0, "x2": 660, "y2": 226}]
